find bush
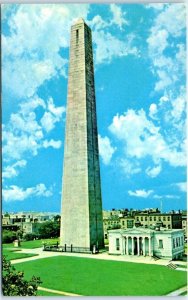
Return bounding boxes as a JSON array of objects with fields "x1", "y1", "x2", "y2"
[
  {"x1": 3, "y1": 230, "x2": 17, "y2": 244},
  {"x1": 38, "y1": 221, "x2": 60, "y2": 239},
  {"x1": 2, "y1": 256, "x2": 42, "y2": 296},
  {"x1": 24, "y1": 233, "x2": 39, "y2": 241}
]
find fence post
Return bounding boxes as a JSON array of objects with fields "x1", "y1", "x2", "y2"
[
  {"x1": 65, "y1": 244, "x2": 66, "y2": 252},
  {"x1": 71, "y1": 244, "x2": 73, "y2": 252}
]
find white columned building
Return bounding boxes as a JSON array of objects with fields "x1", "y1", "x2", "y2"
[{"x1": 108, "y1": 228, "x2": 184, "y2": 260}]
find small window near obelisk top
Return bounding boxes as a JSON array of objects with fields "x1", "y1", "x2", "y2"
[{"x1": 76, "y1": 29, "x2": 79, "y2": 43}]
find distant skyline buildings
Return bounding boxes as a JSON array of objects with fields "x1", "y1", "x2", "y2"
[{"x1": 2, "y1": 3, "x2": 186, "y2": 213}]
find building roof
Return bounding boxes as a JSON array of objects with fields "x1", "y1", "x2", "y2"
[{"x1": 108, "y1": 227, "x2": 184, "y2": 235}]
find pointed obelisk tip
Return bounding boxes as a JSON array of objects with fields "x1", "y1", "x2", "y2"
[{"x1": 74, "y1": 18, "x2": 85, "y2": 25}]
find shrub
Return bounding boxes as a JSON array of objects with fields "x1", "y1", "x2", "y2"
[
  {"x1": 24, "y1": 233, "x2": 39, "y2": 241},
  {"x1": 2, "y1": 230, "x2": 17, "y2": 244},
  {"x1": 2, "y1": 256, "x2": 42, "y2": 296}
]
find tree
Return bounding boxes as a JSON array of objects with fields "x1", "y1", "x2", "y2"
[
  {"x1": 38, "y1": 220, "x2": 60, "y2": 239},
  {"x1": 24, "y1": 233, "x2": 39, "y2": 241},
  {"x1": 2, "y1": 230, "x2": 17, "y2": 243},
  {"x1": 2, "y1": 256, "x2": 42, "y2": 296}
]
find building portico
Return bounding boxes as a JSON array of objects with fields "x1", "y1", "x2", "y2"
[
  {"x1": 109, "y1": 228, "x2": 184, "y2": 260},
  {"x1": 124, "y1": 235, "x2": 153, "y2": 256}
]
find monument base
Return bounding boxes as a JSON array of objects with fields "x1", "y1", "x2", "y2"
[{"x1": 43, "y1": 243, "x2": 102, "y2": 254}]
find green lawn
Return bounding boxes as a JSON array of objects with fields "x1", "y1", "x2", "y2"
[
  {"x1": 3, "y1": 248, "x2": 38, "y2": 260},
  {"x1": 14, "y1": 256, "x2": 187, "y2": 296},
  {"x1": 37, "y1": 290, "x2": 63, "y2": 296},
  {"x1": 3, "y1": 238, "x2": 59, "y2": 250}
]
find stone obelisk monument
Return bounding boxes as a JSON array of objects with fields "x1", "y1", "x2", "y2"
[{"x1": 60, "y1": 18, "x2": 104, "y2": 251}]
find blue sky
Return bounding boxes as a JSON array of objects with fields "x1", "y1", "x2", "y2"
[{"x1": 2, "y1": 3, "x2": 186, "y2": 213}]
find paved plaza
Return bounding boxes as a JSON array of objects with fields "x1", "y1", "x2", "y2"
[{"x1": 11, "y1": 246, "x2": 187, "y2": 268}]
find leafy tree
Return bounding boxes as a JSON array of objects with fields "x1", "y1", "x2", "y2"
[
  {"x1": 2, "y1": 256, "x2": 42, "y2": 296},
  {"x1": 53, "y1": 215, "x2": 61, "y2": 222},
  {"x1": 24, "y1": 233, "x2": 39, "y2": 241},
  {"x1": 4, "y1": 212, "x2": 10, "y2": 217},
  {"x1": 16, "y1": 229, "x2": 23, "y2": 240},
  {"x1": 2, "y1": 230, "x2": 17, "y2": 243},
  {"x1": 38, "y1": 220, "x2": 60, "y2": 239}
]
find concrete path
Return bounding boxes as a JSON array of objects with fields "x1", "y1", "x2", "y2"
[
  {"x1": 166, "y1": 285, "x2": 187, "y2": 296},
  {"x1": 38, "y1": 286, "x2": 82, "y2": 296},
  {"x1": 11, "y1": 247, "x2": 188, "y2": 268}
]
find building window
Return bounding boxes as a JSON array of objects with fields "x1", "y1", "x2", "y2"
[
  {"x1": 159, "y1": 240, "x2": 163, "y2": 249},
  {"x1": 163, "y1": 216, "x2": 166, "y2": 221},
  {"x1": 141, "y1": 217, "x2": 143, "y2": 221},
  {"x1": 168, "y1": 217, "x2": 170, "y2": 221},
  {"x1": 154, "y1": 217, "x2": 156, "y2": 221},
  {"x1": 136, "y1": 217, "x2": 139, "y2": 221},
  {"x1": 127, "y1": 220, "x2": 133, "y2": 228},
  {"x1": 76, "y1": 29, "x2": 79, "y2": 43},
  {"x1": 150, "y1": 217, "x2": 152, "y2": 221},
  {"x1": 159, "y1": 216, "x2": 161, "y2": 221},
  {"x1": 105, "y1": 234, "x2": 107, "y2": 239},
  {"x1": 116, "y1": 238, "x2": 120, "y2": 250},
  {"x1": 122, "y1": 221, "x2": 125, "y2": 226},
  {"x1": 145, "y1": 217, "x2": 147, "y2": 221}
]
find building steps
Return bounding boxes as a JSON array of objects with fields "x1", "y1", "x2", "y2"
[{"x1": 167, "y1": 263, "x2": 177, "y2": 269}]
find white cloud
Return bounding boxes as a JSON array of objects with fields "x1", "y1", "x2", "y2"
[
  {"x1": 109, "y1": 109, "x2": 186, "y2": 168},
  {"x1": 2, "y1": 96, "x2": 65, "y2": 161},
  {"x1": 41, "y1": 98, "x2": 65, "y2": 132},
  {"x1": 93, "y1": 30, "x2": 139, "y2": 65},
  {"x1": 153, "y1": 194, "x2": 180, "y2": 199},
  {"x1": 128, "y1": 189, "x2": 153, "y2": 198},
  {"x1": 147, "y1": 29, "x2": 169, "y2": 55},
  {"x1": 2, "y1": 4, "x2": 89, "y2": 98},
  {"x1": 174, "y1": 182, "x2": 187, "y2": 193},
  {"x1": 119, "y1": 159, "x2": 141, "y2": 176},
  {"x1": 146, "y1": 164, "x2": 162, "y2": 178},
  {"x1": 98, "y1": 134, "x2": 116, "y2": 165},
  {"x1": 149, "y1": 103, "x2": 158, "y2": 119},
  {"x1": 88, "y1": 15, "x2": 108, "y2": 31},
  {"x1": 110, "y1": 4, "x2": 129, "y2": 29},
  {"x1": 2, "y1": 160, "x2": 27, "y2": 179},
  {"x1": 147, "y1": 4, "x2": 186, "y2": 92},
  {"x1": 146, "y1": 4, "x2": 166, "y2": 10},
  {"x1": 41, "y1": 112, "x2": 56, "y2": 132},
  {"x1": 2, "y1": 183, "x2": 52, "y2": 202},
  {"x1": 48, "y1": 97, "x2": 66, "y2": 117},
  {"x1": 43, "y1": 139, "x2": 62, "y2": 149}
]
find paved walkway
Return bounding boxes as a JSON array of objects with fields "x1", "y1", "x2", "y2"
[
  {"x1": 166, "y1": 285, "x2": 187, "y2": 296},
  {"x1": 38, "y1": 286, "x2": 82, "y2": 296},
  {"x1": 11, "y1": 246, "x2": 182, "y2": 266}
]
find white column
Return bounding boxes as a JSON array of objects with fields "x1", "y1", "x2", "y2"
[
  {"x1": 131, "y1": 237, "x2": 134, "y2": 255},
  {"x1": 148, "y1": 237, "x2": 151, "y2": 256},
  {"x1": 126, "y1": 237, "x2": 128, "y2": 254},
  {"x1": 121, "y1": 236, "x2": 124, "y2": 255},
  {"x1": 137, "y1": 237, "x2": 140, "y2": 256},
  {"x1": 149, "y1": 237, "x2": 152, "y2": 256},
  {"x1": 143, "y1": 237, "x2": 146, "y2": 256}
]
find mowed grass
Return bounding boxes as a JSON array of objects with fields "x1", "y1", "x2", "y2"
[
  {"x1": 15, "y1": 256, "x2": 187, "y2": 296},
  {"x1": 3, "y1": 238, "x2": 59, "y2": 250},
  {"x1": 3, "y1": 248, "x2": 38, "y2": 260},
  {"x1": 2, "y1": 238, "x2": 58, "y2": 260},
  {"x1": 37, "y1": 290, "x2": 63, "y2": 296}
]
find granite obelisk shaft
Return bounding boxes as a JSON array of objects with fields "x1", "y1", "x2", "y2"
[{"x1": 60, "y1": 19, "x2": 104, "y2": 250}]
